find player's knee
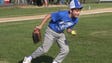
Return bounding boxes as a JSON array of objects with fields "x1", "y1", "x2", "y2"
[
  {"x1": 43, "y1": 49, "x2": 49, "y2": 53},
  {"x1": 38, "y1": 46, "x2": 48, "y2": 54},
  {"x1": 65, "y1": 47, "x2": 69, "y2": 54},
  {"x1": 42, "y1": 47, "x2": 49, "y2": 53},
  {"x1": 62, "y1": 47, "x2": 69, "y2": 55}
]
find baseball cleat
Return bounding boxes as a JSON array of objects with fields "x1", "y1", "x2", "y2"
[{"x1": 23, "y1": 57, "x2": 31, "y2": 63}]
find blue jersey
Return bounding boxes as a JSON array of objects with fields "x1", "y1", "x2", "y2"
[{"x1": 48, "y1": 10, "x2": 79, "y2": 33}]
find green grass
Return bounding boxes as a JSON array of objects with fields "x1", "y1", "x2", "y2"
[
  {"x1": 0, "y1": 3, "x2": 112, "y2": 18},
  {"x1": 83, "y1": 3, "x2": 112, "y2": 10},
  {"x1": 0, "y1": 13, "x2": 112, "y2": 63}
]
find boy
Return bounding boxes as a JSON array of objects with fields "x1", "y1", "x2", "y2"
[{"x1": 23, "y1": 0, "x2": 83, "y2": 63}]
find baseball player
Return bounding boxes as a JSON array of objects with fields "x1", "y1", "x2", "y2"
[{"x1": 23, "y1": 0, "x2": 83, "y2": 63}]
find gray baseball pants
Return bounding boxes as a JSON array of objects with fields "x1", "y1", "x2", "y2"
[{"x1": 31, "y1": 27, "x2": 69, "y2": 63}]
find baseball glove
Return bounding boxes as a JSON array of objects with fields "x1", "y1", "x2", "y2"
[{"x1": 32, "y1": 28, "x2": 41, "y2": 44}]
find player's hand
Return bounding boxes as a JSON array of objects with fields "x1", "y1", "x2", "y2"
[
  {"x1": 32, "y1": 26, "x2": 41, "y2": 44},
  {"x1": 35, "y1": 25, "x2": 42, "y2": 30},
  {"x1": 67, "y1": 28, "x2": 72, "y2": 33}
]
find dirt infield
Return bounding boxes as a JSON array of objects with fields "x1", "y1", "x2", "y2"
[{"x1": 0, "y1": 8, "x2": 112, "y2": 23}]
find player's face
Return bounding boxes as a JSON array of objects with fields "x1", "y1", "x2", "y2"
[{"x1": 71, "y1": 9, "x2": 81, "y2": 18}]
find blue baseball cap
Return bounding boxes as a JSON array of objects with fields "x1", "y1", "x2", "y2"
[{"x1": 69, "y1": 0, "x2": 83, "y2": 9}]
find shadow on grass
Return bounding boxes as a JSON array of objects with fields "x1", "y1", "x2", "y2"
[{"x1": 18, "y1": 55, "x2": 54, "y2": 63}]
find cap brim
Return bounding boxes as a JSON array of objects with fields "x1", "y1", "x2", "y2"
[{"x1": 71, "y1": 6, "x2": 83, "y2": 10}]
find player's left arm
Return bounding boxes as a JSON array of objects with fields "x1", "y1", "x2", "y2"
[
  {"x1": 67, "y1": 18, "x2": 79, "y2": 34},
  {"x1": 67, "y1": 28, "x2": 77, "y2": 35},
  {"x1": 66, "y1": 23, "x2": 77, "y2": 33}
]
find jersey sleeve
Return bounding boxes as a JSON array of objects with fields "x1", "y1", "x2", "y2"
[
  {"x1": 51, "y1": 11, "x2": 61, "y2": 22},
  {"x1": 68, "y1": 18, "x2": 79, "y2": 29}
]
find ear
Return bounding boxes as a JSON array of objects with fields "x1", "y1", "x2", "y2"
[{"x1": 69, "y1": 9, "x2": 72, "y2": 13}]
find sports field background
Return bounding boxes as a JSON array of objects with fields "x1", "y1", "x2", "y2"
[
  {"x1": 0, "y1": 3, "x2": 112, "y2": 63},
  {"x1": 0, "y1": 3, "x2": 112, "y2": 18}
]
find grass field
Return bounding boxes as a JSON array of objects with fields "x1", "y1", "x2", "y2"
[
  {"x1": 0, "y1": 7, "x2": 66, "y2": 18},
  {"x1": 0, "y1": 12, "x2": 112, "y2": 63},
  {"x1": 0, "y1": 3, "x2": 112, "y2": 18}
]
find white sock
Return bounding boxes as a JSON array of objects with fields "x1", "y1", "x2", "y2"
[
  {"x1": 28, "y1": 56, "x2": 32, "y2": 60},
  {"x1": 52, "y1": 61, "x2": 58, "y2": 63}
]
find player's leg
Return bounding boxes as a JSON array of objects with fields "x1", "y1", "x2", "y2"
[
  {"x1": 31, "y1": 30, "x2": 54, "y2": 58},
  {"x1": 53, "y1": 33, "x2": 69, "y2": 63},
  {"x1": 23, "y1": 27, "x2": 55, "y2": 63}
]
